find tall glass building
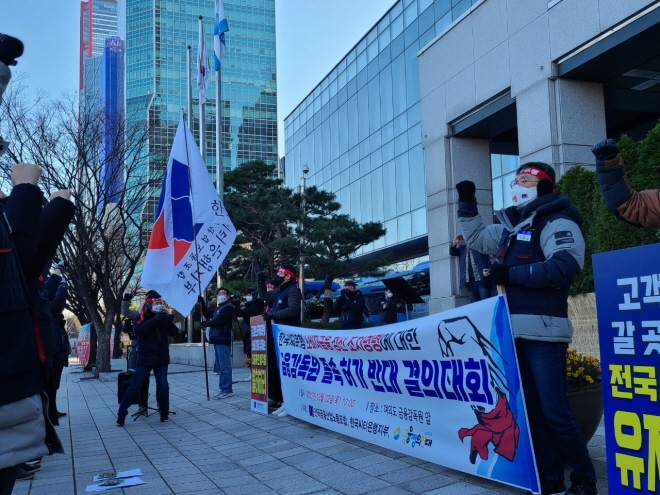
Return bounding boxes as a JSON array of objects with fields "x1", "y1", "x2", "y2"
[
  {"x1": 125, "y1": 0, "x2": 277, "y2": 222},
  {"x1": 284, "y1": 0, "x2": 482, "y2": 263}
]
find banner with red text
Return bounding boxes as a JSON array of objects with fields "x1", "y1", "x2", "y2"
[{"x1": 273, "y1": 295, "x2": 539, "y2": 493}]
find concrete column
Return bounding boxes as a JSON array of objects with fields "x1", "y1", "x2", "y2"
[
  {"x1": 426, "y1": 136, "x2": 492, "y2": 315},
  {"x1": 516, "y1": 79, "x2": 606, "y2": 176}
]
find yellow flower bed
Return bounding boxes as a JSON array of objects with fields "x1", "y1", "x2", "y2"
[{"x1": 566, "y1": 349, "x2": 601, "y2": 389}]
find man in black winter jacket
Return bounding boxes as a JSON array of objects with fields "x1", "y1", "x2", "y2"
[
  {"x1": 199, "y1": 288, "x2": 235, "y2": 399},
  {"x1": 235, "y1": 290, "x2": 263, "y2": 363},
  {"x1": 116, "y1": 292, "x2": 179, "y2": 425},
  {"x1": 333, "y1": 280, "x2": 366, "y2": 330}
]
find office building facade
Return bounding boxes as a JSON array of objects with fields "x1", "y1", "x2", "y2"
[
  {"x1": 419, "y1": 0, "x2": 660, "y2": 313},
  {"x1": 80, "y1": 0, "x2": 119, "y2": 91},
  {"x1": 125, "y1": 0, "x2": 277, "y2": 222},
  {"x1": 284, "y1": 0, "x2": 488, "y2": 263}
]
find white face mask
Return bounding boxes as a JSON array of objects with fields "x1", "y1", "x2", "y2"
[
  {"x1": 385, "y1": 292, "x2": 392, "y2": 299},
  {"x1": 218, "y1": 295, "x2": 228, "y2": 303},
  {"x1": 511, "y1": 184, "x2": 537, "y2": 206},
  {"x1": 151, "y1": 304, "x2": 163, "y2": 313},
  {"x1": 246, "y1": 296, "x2": 253, "y2": 302}
]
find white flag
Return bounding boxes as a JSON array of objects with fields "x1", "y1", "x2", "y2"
[
  {"x1": 197, "y1": 18, "x2": 210, "y2": 105},
  {"x1": 214, "y1": 0, "x2": 229, "y2": 70},
  {"x1": 141, "y1": 115, "x2": 236, "y2": 315}
]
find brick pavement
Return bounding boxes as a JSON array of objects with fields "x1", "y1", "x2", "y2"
[{"x1": 11, "y1": 359, "x2": 608, "y2": 495}]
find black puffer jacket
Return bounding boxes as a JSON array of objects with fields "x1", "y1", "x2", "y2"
[
  {"x1": 333, "y1": 290, "x2": 366, "y2": 330},
  {"x1": 133, "y1": 312, "x2": 179, "y2": 367}
]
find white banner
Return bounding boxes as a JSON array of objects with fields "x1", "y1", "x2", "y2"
[{"x1": 273, "y1": 296, "x2": 539, "y2": 493}]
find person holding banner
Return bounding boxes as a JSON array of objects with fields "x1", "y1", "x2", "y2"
[
  {"x1": 262, "y1": 264, "x2": 302, "y2": 417},
  {"x1": 592, "y1": 138, "x2": 660, "y2": 228},
  {"x1": 455, "y1": 163, "x2": 598, "y2": 495},
  {"x1": 116, "y1": 292, "x2": 179, "y2": 426},
  {"x1": 199, "y1": 288, "x2": 235, "y2": 399}
]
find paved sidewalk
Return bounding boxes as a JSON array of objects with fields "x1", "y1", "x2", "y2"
[{"x1": 13, "y1": 359, "x2": 608, "y2": 495}]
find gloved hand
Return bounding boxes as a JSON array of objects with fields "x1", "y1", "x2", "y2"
[
  {"x1": 456, "y1": 181, "x2": 476, "y2": 202},
  {"x1": 200, "y1": 320, "x2": 209, "y2": 328},
  {"x1": 489, "y1": 264, "x2": 510, "y2": 286},
  {"x1": 57, "y1": 259, "x2": 68, "y2": 270},
  {"x1": 591, "y1": 139, "x2": 619, "y2": 162},
  {"x1": 156, "y1": 311, "x2": 173, "y2": 321},
  {"x1": 262, "y1": 312, "x2": 273, "y2": 322},
  {"x1": 197, "y1": 294, "x2": 205, "y2": 305},
  {"x1": 122, "y1": 292, "x2": 132, "y2": 302},
  {"x1": 257, "y1": 270, "x2": 267, "y2": 282}
]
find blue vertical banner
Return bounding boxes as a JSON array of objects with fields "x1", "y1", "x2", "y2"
[
  {"x1": 272, "y1": 296, "x2": 539, "y2": 493},
  {"x1": 593, "y1": 244, "x2": 660, "y2": 494}
]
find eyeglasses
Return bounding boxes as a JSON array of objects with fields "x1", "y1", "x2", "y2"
[{"x1": 510, "y1": 177, "x2": 540, "y2": 188}]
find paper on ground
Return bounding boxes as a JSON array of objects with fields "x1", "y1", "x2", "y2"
[
  {"x1": 93, "y1": 469, "x2": 143, "y2": 482},
  {"x1": 86, "y1": 477, "x2": 145, "y2": 492}
]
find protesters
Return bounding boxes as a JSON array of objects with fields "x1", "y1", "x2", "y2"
[
  {"x1": 263, "y1": 264, "x2": 302, "y2": 417},
  {"x1": 235, "y1": 289, "x2": 263, "y2": 366},
  {"x1": 592, "y1": 138, "x2": 660, "y2": 227},
  {"x1": 46, "y1": 266, "x2": 71, "y2": 419},
  {"x1": 0, "y1": 161, "x2": 65, "y2": 491},
  {"x1": 450, "y1": 234, "x2": 491, "y2": 302},
  {"x1": 116, "y1": 292, "x2": 179, "y2": 426},
  {"x1": 122, "y1": 291, "x2": 154, "y2": 412},
  {"x1": 333, "y1": 280, "x2": 366, "y2": 329},
  {"x1": 199, "y1": 288, "x2": 235, "y2": 399},
  {"x1": 455, "y1": 163, "x2": 597, "y2": 495},
  {"x1": 378, "y1": 289, "x2": 400, "y2": 325}
]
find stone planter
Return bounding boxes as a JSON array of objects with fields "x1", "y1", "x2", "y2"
[{"x1": 567, "y1": 382, "x2": 603, "y2": 443}]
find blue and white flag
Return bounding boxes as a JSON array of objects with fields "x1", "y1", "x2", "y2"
[
  {"x1": 213, "y1": 0, "x2": 229, "y2": 70},
  {"x1": 197, "y1": 18, "x2": 210, "y2": 105},
  {"x1": 141, "y1": 115, "x2": 236, "y2": 315}
]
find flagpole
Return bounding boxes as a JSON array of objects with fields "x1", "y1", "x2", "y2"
[
  {"x1": 186, "y1": 46, "x2": 193, "y2": 133},
  {"x1": 215, "y1": 62, "x2": 223, "y2": 291},
  {"x1": 181, "y1": 109, "x2": 211, "y2": 401},
  {"x1": 199, "y1": 16, "x2": 206, "y2": 158}
]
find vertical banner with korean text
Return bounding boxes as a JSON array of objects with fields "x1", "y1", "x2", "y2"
[
  {"x1": 250, "y1": 316, "x2": 268, "y2": 414},
  {"x1": 77, "y1": 323, "x2": 91, "y2": 367},
  {"x1": 594, "y1": 244, "x2": 660, "y2": 494},
  {"x1": 273, "y1": 296, "x2": 539, "y2": 493}
]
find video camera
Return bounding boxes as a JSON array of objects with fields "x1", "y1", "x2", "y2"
[{"x1": 121, "y1": 318, "x2": 136, "y2": 340}]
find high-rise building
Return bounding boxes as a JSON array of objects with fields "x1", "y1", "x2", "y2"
[
  {"x1": 80, "y1": 0, "x2": 119, "y2": 91},
  {"x1": 125, "y1": 0, "x2": 278, "y2": 223}
]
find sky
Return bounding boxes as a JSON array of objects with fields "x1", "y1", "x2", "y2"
[{"x1": 1, "y1": 0, "x2": 395, "y2": 156}]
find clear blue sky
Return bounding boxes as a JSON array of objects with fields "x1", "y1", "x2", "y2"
[{"x1": 1, "y1": 0, "x2": 395, "y2": 156}]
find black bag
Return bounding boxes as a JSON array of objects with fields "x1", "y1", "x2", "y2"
[{"x1": 117, "y1": 371, "x2": 139, "y2": 405}]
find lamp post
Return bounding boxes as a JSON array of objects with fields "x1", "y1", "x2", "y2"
[{"x1": 299, "y1": 164, "x2": 309, "y2": 323}]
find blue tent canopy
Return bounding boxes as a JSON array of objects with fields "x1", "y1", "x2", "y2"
[{"x1": 302, "y1": 280, "x2": 340, "y2": 292}]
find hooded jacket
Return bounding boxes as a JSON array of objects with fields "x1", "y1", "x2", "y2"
[
  {"x1": 458, "y1": 193, "x2": 585, "y2": 342},
  {"x1": 333, "y1": 289, "x2": 366, "y2": 329},
  {"x1": 133, "y1": 311, "x2": 179, "y2": 367}
]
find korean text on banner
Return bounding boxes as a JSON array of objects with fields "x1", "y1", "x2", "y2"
[
  {"x1": 594, "y1": 243, "x2": 660, "y2": 494},
  {"x1": 141, "y1": 115, "x2": 236, "y2": 316},
  {"x1": 272, "y1": 296, "x2": 539, "y2": 493},
  {"x1": 250, "y1": 315, "x2": 268, "y2": 414}
]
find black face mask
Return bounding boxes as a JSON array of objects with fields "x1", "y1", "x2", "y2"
[{"x1": 273, "y1": 275, "x2": 285, "y2": 287}]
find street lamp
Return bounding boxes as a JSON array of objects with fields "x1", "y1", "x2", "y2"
[{"x1": 299, "y1": 164, "x2": 309, "y2": 322}]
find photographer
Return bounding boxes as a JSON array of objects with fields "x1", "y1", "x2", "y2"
[
  {"x1": 199, "y1": 288, "x2": 235, "y2": 399},
  {"x1": 120, "y1": 291, "x2": 153, "y2": 412},
  {"x1": 333, "y1": 281, "x2": 366, "y2": 330},
  {"x1": 116, "y1": 292, "x2": 178, "y2": 426}
]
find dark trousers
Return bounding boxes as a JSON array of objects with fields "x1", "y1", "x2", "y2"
[
  {"x1": 241, "y1": 319, "x2": 251, "y2": 357},
  {"x1": 467, "y1": 280, "x2": 490, "y2": 303},
  {"x1": 266, "y1": 322, "x2": 283, "y2": 403},
  {"x1": 43, "y1": 364, "x2": 58, "y2": 426},
  {"x1": 516, "y1": 339, "x2": 597, "y2": 483},
  {"x1": 118, "y1": 364, "x2": 169, "y2": 418},
  {"x1": 0, "y1": 465, "x2": 18, "y2": 495}
]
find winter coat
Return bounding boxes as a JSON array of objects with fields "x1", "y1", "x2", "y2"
[
  {"x1": 202, "y1": 301, "x2": 234, "y2": 346},
  {"x1": 378, "y1": 295, "x2": 400, "y2": 325},
  {"x1": 0, "y1": 184, "x2": 64, "y2": 469},
  {"x1": 333, "y1": 290, "x2": 366, "y2": 329},
  {"x1": 449, "y1": 244, "x2": 491, "y2": 289},
  {"x1": 271, "y1": 280, "x2": 302, "y2": 327},
  {"x1": 133, "y1": 312, "x2": 179, "y2": 367},
  {"x1": 458, "y1": 193, "x2": 585, "y2": 343},
  {"x1": 235, "y1": 298, "x2": 264, "y2": 319},
  {"x1": 596, "y1": 161, "x2": 660, "y2": 228}
]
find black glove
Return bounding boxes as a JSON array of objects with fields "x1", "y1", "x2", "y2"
[
  {"x1": 156, "y1": 312, "x2": 173, "y2": 321},
  {"x1": 197, "y1": 295, "x2": 205, "y2": 305},
  {"x1": 0, "y1": 34, "x2": 24, "y2": 66},
  {"x1": 122, "y1": 292, "x2": 132, "y2": 302},
  {"x1": 257, "y1": 270, "x2": 267, "y2": 282},
  {"x1": 489, "y1": 264, "x2": 510, "y2": 286},
  {"x1": 591, "y1": 139, "x2": 619, "y2": 161},
  {"x1": 200, "y1": 321, "x2": 209, "y2": 328},
  {"x1": 262, "y1": 313, "x2": 273, "y2": 322},
  {"x1": 456, "y1": 181, "x2": 476, "y2": 202}
]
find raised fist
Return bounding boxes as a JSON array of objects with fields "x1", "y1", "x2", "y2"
[
  {"x1": 456, "y1": 181, "x2": 476, "y2": 202},
  {"x1": 591, "y1": 139, "x2": 619, "y2": 162}
]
